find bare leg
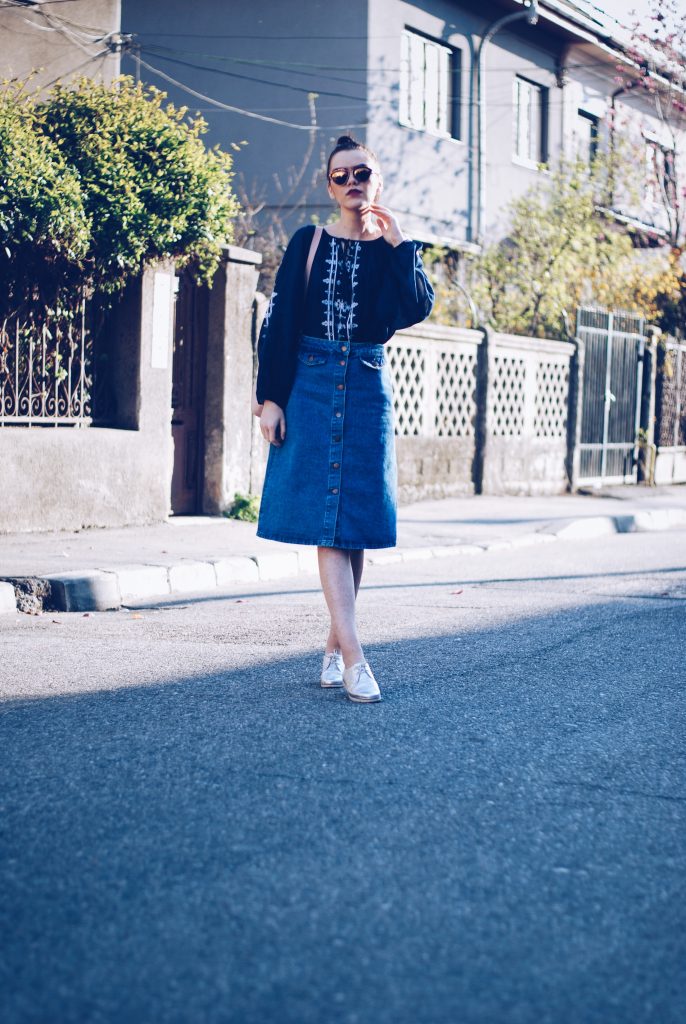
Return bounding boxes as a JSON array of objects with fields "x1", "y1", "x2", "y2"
[
  {"x1": 318, "y1": 547, "x2": 365, "y2": 667},
  {"x1": 325, "y1": 549, "x2": 364, "y2": 654}
]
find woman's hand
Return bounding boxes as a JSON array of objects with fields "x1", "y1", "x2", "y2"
[
  {"x1": 260, "y1": 400, "x2": 286, "y2": 446},
  {"x1": 363, "y1": 203, "x2": 406, "y2": 247}
]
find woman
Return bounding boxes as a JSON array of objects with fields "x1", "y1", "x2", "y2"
[{"x1": 254, "y1": 135, "x2": 434, "y2": 703}]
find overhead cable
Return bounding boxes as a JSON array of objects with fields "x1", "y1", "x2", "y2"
[{"x1": 129, "y1": 52, "x2": 368, "y2": 132}]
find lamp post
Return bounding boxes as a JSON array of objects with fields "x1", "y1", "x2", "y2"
[{"x1": 470, "y1": 0, "x2": 539, "y2": 244}]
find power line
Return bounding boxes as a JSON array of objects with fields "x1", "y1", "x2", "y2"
[
  {"x1": 137, "y1": 40, "x2": 650, "y2": 77},
  {"x1": 129, "y1": 52, "x2": 368, "y2": 132},
  {"x1": 39, "y1": 46, "x2": 111, "y2": 88},
  {"x1": 139, "y1": 46, "x2": 366, "y2": 103}
]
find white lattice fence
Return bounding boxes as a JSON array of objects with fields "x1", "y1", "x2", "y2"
[
  {"x1": 388, "y1": 325, "x2": 481, "y2": 438},
  {"x1": 534, "y1": 359, "x2": 570, "y2": 438},
  {"x1": 490, "y1": 335, "x2": 573, "y2": 441}
]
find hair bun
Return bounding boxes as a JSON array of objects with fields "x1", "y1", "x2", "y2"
[{"x1": 336, "y1": 134, "x2": 358, "y2": 146}]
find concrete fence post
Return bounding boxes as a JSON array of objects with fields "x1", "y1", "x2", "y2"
[
  {"x1": 250, "y1": 292, "x2": 270, "y2": 495},
  {"x1": 637, "y1": 333, "x2": 657, "y2": 484},
  {"x1": 203, "y1": 244, "x2": 262, "y2": 515},
  {"x1": 472, "y1": 325, "x2": 494, "y2": 493},
  {"x1": 566, "y1": 335, "x2": 584, "y2": 492}
]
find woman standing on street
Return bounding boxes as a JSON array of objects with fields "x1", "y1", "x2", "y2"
[{"x1": 253, "y1": 135, "x2": 434, "y2": 703}]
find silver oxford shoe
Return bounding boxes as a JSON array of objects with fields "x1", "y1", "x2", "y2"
[
  {"x1": 342, "y1": 661, "x2": 382, "y2": 703},
  {"x1": 320, "y1": 651, "x2": 344, "y2": 688}
]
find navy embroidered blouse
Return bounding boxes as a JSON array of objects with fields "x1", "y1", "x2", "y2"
[{"x1": 256, "y1": 224, "x2": 434, "y2": 408}]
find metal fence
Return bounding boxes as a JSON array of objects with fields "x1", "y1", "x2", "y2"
[
  {"x1": 576, "y1": 307, "x2": 645, "y2": 485},
  {"x1": 0, "y1": 301, "x2": 93, "y2": 426},
  {"x1": 656, "y1": 338, "x2": 686, "y2": 449}
]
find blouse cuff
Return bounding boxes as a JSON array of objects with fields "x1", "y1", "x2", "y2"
[{"x1": 388, "y1": 238, "x2": 422, "y2": 280}]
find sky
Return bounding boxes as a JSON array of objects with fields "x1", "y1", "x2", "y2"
[{"x1": 583, "y1": 0, "x2": 657, "y2": 32}]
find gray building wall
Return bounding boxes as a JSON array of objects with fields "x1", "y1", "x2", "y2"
[
  {"x1": 366, "y1": 0, "x2": 566, "y2": 244},
  {"x1": 121, "y1": 0, "x2": 617, "y2": 248},
  {"x1": 122, "y1": 0, "x2": 369, "y2": 240},
  {"x1": 0, "y1": 1, "x2": 121, "y2": 90}
]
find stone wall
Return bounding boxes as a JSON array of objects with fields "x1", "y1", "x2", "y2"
[{"x1": 0, "y1": 263, "x2": 176, "y2": 534}]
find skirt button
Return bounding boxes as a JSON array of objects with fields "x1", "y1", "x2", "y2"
[{"x1": 331, "y1": 487, "x2": 339, "y2": 494}]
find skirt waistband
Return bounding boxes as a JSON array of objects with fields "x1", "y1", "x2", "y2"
[{"x1": 300, "y1": 334, "x2": 385, "y2": 354}]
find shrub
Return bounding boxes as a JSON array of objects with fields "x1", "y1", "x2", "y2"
[
  {"x1": 0, "y1": 75, "x2": 240, "y2": 317},
  {"x1": 0, "y1": 81, "x2": 90, "y2": 317},
  {"x1": 224, "y1": 493, "x2": 260, "y2": 523}
]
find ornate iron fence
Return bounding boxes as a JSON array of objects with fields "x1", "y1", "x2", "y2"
[{"x1": 0, "y1": 300, "x2": 93, "y2": 426}]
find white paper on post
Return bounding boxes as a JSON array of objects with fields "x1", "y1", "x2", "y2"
[{"x1": 151, "y1": 272, "x2": 173, "y2": 369}]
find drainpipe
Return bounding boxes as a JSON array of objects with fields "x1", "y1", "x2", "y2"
[{"x1": 471, "y1": 0, "x2": 539, "y2": 245}]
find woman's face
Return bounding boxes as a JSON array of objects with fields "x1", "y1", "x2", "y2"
[{"x1": 327, "y1": 148, "x2": 382, "y2": 211}]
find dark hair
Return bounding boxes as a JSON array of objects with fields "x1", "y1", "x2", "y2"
[{"x1": 327, "y1": 134, "x2": 379, "y2": 176}]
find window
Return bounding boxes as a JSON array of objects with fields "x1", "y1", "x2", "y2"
[
  {"x1": 400, "y1": 29, "x2": 461, "y2": 139},
  {"x1": 576, "y1": 110, "x2": 599, "y2": 164},
  {"x1": 513, "y1": 76, "x2": 548, "y2": 165},
  {"x1": 645, "y1": 140, "x2": 676, "y2": 209}
]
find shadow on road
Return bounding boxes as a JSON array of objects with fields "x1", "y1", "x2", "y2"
[{"x1": 2, "y1": 598, "x2": 685, "y2": 1024}]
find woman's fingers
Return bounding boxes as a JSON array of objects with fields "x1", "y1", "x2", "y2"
[{"x1": 260, "y1": 413, "x2": 286, "y2": 446}]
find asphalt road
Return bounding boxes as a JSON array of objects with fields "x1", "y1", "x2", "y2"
[{"x1": 1, "y1": 532, "x2": 685, "y2": 1024}]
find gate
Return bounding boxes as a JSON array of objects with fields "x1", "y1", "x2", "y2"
[
  {"x1": 171, "y1": 271, "x2": 209, "y2": 514},
  {"x1": 576, "y1": 307, "x2": 645, "y2": 485}
]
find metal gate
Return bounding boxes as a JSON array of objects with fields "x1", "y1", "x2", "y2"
[{"x1": 577, "y1": 307, "x2": 645, "y2": 485}]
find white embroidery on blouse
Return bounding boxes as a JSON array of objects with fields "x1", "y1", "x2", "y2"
[
  {"x1": 263, "y1": 291, "x2": 277, "y2": 330},
  {"x1": 345, "y1": 242, "x2": 360, "y2": 340},
  {"x1": 322, "y1": 237, "x2": 360, "y2": 342},
  {"x1": 322, "y1": 238, "x2": 338, "y2": 341}
]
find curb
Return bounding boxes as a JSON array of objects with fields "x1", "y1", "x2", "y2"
[{"x1": 1, "y1": 507, "x2": 685, "y2": 614}]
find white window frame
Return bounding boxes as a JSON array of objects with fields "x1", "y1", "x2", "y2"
[
  {"x1": 400, "y1": 29, "x2": 454, "y2": 139},
  {"x1": 644, "y1": 137, "x2": 676, "y2": 211},
  {"x1": 513, "y1": 75, "x2": 547, "y2": 167},
  {"x1": 576, "y1": 110, "x2": 599, "y2": 165}
]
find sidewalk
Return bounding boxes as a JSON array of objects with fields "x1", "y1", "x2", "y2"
[{"x1": 1, "y1": 485, "x2": 685, "y2": 613}]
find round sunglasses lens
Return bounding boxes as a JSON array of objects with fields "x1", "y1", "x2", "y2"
[
  {"x1": 353, "y1": 167, "x2": 372, "y2": 182},
  {"x1": 330, "y1": 171, "x2": 348, "y2": 185}
]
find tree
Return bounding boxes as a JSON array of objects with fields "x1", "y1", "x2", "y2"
[
  {"x1": 619, "y1": 0, "x2": 686, "y2": 251},
  {"x1": 467, "y1": 158, "x2": 680, "y2": 338},
  {"x1": 615, "y1": 1, "x2": 686, "y2": 332}
]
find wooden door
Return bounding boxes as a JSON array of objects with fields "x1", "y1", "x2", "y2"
[{"x1": 171, "y1": 272, "x2": 209, "y2": 514}]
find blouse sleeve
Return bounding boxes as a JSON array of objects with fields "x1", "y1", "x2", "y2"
[
  {"x1": 378, "y1": 239, "x2": 434, "y2": 337},
  {"x1": 256, "y1": 226, "x2": 313, "y2": 408}
]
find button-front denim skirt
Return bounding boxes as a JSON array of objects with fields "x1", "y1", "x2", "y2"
[{"x1": 257, "y1": 335, "x2": 397, "y2": 549}]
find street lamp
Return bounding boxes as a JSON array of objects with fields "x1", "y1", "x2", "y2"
[{"x1": 471, "y1": 0, "x2": 539, "y2": 244}]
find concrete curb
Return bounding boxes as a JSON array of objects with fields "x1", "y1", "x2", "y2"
[
  {"x1": 1, "y1": 507, "x2": 685, "y2": 613},
  {"x1": 0, "y1": 581, "x2": 17, "y2": 615}
]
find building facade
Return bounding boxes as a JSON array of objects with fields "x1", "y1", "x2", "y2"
[
  {"x1": 0, "y1": 0, "x2": 122, "y2": 91},
  {"x1": 122, "y1": 0, "x2": 683, "y2": 250}
]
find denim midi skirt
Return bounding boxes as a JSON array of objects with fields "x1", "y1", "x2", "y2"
[{"x1": 257, "y1": 335, "x2": 397, "y2": 549}]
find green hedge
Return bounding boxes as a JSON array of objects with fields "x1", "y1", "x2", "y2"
[{"x1": 1, "y1": 76, "x2": 240, "y2": 318}]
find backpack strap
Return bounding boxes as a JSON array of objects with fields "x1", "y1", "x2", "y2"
[{"x1": 305, "y1": 225, "x2": 323, "y2": 294}]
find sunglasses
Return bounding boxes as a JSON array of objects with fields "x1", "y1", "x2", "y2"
[{"x1": 328, "y1": 164, "x2": 374, "y2": 186}]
